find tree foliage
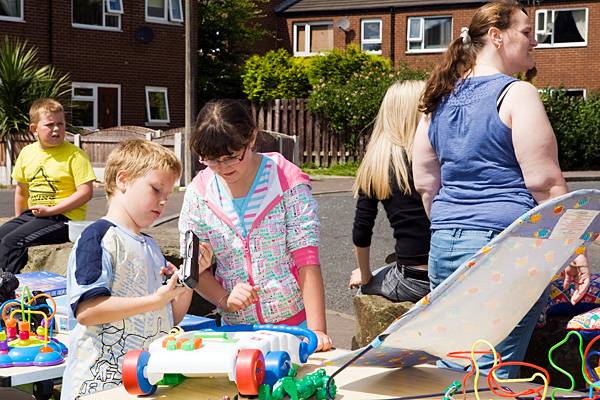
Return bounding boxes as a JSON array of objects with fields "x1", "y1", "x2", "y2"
[
  {"x1": 307, "y1": 47, "x2": 426, "y2": 149},
  {"x1": 542, "y1": 90, "x2": 600, "y2": 170},
  {"x1": 197, "y1": 0, "x2": 270, "y2": 105},
  {"x1": 242, "y1": 49, "x2": 311, "y2": 103},
  {"x1": 0, "y1": 37, "x2": 71, "y2": 138}
]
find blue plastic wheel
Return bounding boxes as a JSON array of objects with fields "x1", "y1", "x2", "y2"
[
  {"x1": 264, "y1": 351, "x2": 291, "y2": 386},
  {"x1": 122, "y1": 350, "x2": 157, "y2": 396}
]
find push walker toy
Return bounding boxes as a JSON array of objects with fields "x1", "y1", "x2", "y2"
[
  {"x1": 0, "y1": 287, "x2": 67, "y2": 368},
  {"x1": 122, "y1": 323, "x2": 318, "y2": 397}
]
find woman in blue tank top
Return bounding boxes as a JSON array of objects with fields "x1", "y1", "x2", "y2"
[{"x1": 412, "y1": 0, "x2": 589, "y2": 378}]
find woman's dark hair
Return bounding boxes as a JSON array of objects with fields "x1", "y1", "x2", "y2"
[
  {"x1": 191, "y1": 99, "x2": 256, "y2": 159},
  {"x1": 420, "y1": 0, "x2": 526, "y2": 114}
]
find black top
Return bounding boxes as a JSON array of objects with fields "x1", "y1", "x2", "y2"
[{"x1": 352, "y1": 174, "x2": 430, "y2": 266}]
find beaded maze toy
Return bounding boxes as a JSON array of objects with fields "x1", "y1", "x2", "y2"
[{"x1": 0, "y1": 287, "x2": 67, "y2": 368}]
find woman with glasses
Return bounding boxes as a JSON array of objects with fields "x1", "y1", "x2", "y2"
[{"x1": 179, "y1": 99, "x2": 333, "y2": 352}]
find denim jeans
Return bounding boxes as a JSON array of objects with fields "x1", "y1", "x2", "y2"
[
  {"x1": 358, "y1": 263, "x2": 430, "y2": 303},
  {"x1": 428, "y1": 228, "x2": 547, "y2": 378}
]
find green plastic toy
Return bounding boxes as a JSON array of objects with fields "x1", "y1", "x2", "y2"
[{"x1": 258, "y1": 368, "x2": 337, "y2": 400}]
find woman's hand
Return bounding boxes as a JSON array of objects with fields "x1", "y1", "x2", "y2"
[
  {"x1": 312, "y1": 330, "x2": 333, "y2": 352},
  {"x1": 348, "y1": 268, "x2": 372, "y2": 289},
  {"x1": 564, "y1": 253, "x2": 590, "y2": 305}
]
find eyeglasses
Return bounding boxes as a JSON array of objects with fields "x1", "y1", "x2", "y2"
[{"x1": 200, "y1": 146, "x2": 248, "y2": 168}]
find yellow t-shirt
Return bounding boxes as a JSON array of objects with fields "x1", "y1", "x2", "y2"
[{"x1": 11, "y1": 141, "x2": 96, "y2": 221}]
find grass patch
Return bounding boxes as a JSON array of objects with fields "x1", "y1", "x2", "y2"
[{"x1": 301, "y1": 161, "x2": 359, "y2": 177}]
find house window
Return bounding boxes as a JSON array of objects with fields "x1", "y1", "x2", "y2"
[
  {"x1": 73, "y1": 0, "x2": 121, "y2": 29},
  {"x1": 146, "y1": 0, "x2": 183, "y2": 23},
  {"x1": 145, "y1": 87, "x2": 170, "y2": 125},
  {"x1": 564, "y1": 89, "x2": 586, "y2": 98},
  {"x1": 72, "y1": 84, "x2": 121, "y2": 129},
  {"x1": 407, "y1": 16, "x2": 452, "y2": 52},
  {"x1": 535, "y1": 8, "x2": 587, "y2": 47},
  {"x1": 293, "y1": 21, "x2": 334, "y2": 56},
  {"x1": 361, "y1": 19, "x2": 382, "y2": 54},
  {"x1": 0, "y1": 0, "x2": 23, "y2": 21},
  {"x1": 106, "y1": 0, "x2": 124, "y2": 14},
  {"x1": 539, "y1": 88, "x2": 587, "y2": 99}
]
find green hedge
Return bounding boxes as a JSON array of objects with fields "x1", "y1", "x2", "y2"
[
  {"x1": 242, "y1": 49, "x2": 311, "y2": 104},
  {"x1": 542, "y1": 91, "x2": 600, "y2": 170},
  {"x1": 242, "y1": 48, "x2": 599, "y2": 168},
  {"x1": 242, "y1": 46, "x2": 427, "y2": 149}
]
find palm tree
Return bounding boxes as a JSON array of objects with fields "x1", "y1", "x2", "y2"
[{"x1": 0, "y1": 37, "x2": 71, "y2": 139}]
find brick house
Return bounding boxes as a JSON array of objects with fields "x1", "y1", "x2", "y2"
[
  {"x1": 275, "y1": 0, "x2": 599, "y2": 97},
  {"x1": 0, "y1": 0, "x2": 191, "y2": 130}
]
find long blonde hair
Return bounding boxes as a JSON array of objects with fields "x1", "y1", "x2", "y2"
[{"x1": 353, "y1": 80, "x2": 425, "y2": 200}]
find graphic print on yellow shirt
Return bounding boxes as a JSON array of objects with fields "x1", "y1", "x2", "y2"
[
  {"x1": 11, "y1": 141, "x2": 96, "y2": 220},
  {"x1": 29, "y1": 166, "x2": 60, "y2": 205}
]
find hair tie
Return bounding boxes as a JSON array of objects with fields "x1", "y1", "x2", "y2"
[{"x1": 460, "y1": 27, "x2": 471, "y2": 46}]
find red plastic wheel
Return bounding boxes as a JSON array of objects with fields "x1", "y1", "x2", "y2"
[
  {"x1": 122, "y1": 350, "x2": 156, "y2": 395},
  {"x1": 235, "y1": 348, "x2": 265, "y2": 395}
]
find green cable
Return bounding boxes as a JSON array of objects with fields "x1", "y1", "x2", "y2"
[{"x1": 547, "y1": 330, "x2": 600, "y2": 400}]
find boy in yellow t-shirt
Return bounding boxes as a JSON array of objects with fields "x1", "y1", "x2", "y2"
[{"x1": 0, "y1": 99, "x2": 96, "y2": 273}]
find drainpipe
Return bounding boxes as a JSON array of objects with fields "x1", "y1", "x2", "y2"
[
  {"x1": 48, "y1": 0, "x2": 53, "y2": 64},
  {"x1": 389, "y1": 7, "x2": 395, "y2": 66}
]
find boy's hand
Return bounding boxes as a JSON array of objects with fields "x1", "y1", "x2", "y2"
[
  {"x1": 198, "y1": 242, "x2": 213, "y2": 274},
  {"x1": 30, "y1": 205, "x2": 54, "y2": 217},
  {"x1": 154, "y1": 273, "x2": 189, "y2": 306},
  {"x1": 160, "y1": 262, "x2": 180, "y2": 284},
  {"x1": 225, "y1": 283, "x2": 259, "y2": 312}
]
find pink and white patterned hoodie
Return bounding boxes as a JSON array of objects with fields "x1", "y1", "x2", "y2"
[{"x1": 179, "y1": 152, "x2": 320, "y2": 325}]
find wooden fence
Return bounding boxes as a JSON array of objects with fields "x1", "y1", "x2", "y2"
[
  {"x1": 0, "y1": 127, "x2": 183, "y2": 185},
  {"x1": 0, "y1": 126, "x2": 180, "y2": 168},
  {"x1": 1, "y1": 98, "x2": 361, "y2": 182},
  {"x1": 251, "y1": 99, "x2": 366, "y2": 167}
]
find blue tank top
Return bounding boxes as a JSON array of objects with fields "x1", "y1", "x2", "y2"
[{"x1": 428, "y1": 73, "x2": 536, "y2": 232}]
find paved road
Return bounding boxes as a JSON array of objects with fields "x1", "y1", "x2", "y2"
[{"x1": 2, "y1": 180, "x2": 600, "y2": 315}]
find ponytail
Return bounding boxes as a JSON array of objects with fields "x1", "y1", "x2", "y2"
[{"x1": 419, "y1": 0, "x2": 524, "y2": 114}]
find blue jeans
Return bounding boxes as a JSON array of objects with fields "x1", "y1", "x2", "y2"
[{"x1": 428, "y1": 228, "x2": 547, "y2": 378}]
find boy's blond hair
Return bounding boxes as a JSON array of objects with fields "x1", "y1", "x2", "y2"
[
  {"x1": 104, "y1": 139, "x2": 182, "y2": 198},
  {"x1": 29, "y1": 98, "x2": 64, "y2": 125}
]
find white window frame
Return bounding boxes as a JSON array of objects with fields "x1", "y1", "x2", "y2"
[
  {"x1": 361, "y1": 19, "x2": 382, "y2": 54},
  {"x1": 72, "y1": 83, "x2": 122, "y2": 130},
  {"x1": 406, "y1": 16, "x2": 452, "y2": 54},
  {"x1": 293, "y1": 21, "x2": 334, "y2": 57},
  {"x1": 72, "y1": 0, "x2": 122, "y2": 31},
  {"x1": 535, "y1": 8, "x2": 588, "y2": 48},
  {"x1": 145, "y1": 0, "x2": 183, "y2": 24},
  {"x1": 565, "y1": 88, "x2": 587, "y2": 98},
  {"x1": 145, "y1": 86, "x2": 171, "y2": 125},
  {"x1": 0, "y1": 0, "x2": 24, "y2": 22},
  {"x1": 538, "y1": 87, "x2": 587, "y2": 99},
  {"x1": 106, "y1": 0, "x2": 124, "y2": 14}
]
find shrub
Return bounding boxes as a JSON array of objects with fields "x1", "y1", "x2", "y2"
[
  {"x1": 242, "y1": 49, "x2": 311, "y2": 103},
  {"x1": 306, "y1": 45, "x2": 393, "y2": 86},
  {"x1": 308, "y1": 65, "x2": 428, "y2": 149},
  {"x1": 542, "y1": 90, "x2": 600, "y2": 170},
  {"x1": 0, "y1": 37, "x2": 71, "y2": 138}
]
